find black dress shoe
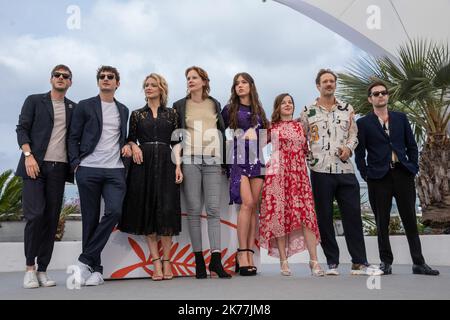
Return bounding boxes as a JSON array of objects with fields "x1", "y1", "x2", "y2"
[
  {"x1": 412, "y1": 264, "x2": 440, "y2": 276},
  {"x1": 380, "y1": 262, "x2": 392, "y2": 275}
]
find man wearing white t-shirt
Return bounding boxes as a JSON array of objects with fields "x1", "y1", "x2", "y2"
[{"x1": 68, "y1": 66, "x2": 131, "y2": 286}]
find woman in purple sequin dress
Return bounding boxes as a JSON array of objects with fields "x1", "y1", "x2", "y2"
[{"x1": 221, "y1": 72, "x2": 269, "y2": 275}]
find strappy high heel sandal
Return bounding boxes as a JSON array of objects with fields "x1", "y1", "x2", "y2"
[
  {"x1": 235, "y1": 249, "x2": 257, "y2": 276},
  {"x1": 248, "y1": 249, "x2": 257, "y2": 273},
  {"x1": 309, "y1": 260, "x2": 325, "y2": 277},
  {"x1": 151, "y1": 258, "x2": 163, "y2": 281},
  {"x1": 280, "y1": 260, "x2": 291, "y2": 276},
  {"x1": 162, "y1": 259, "x2": 173, "y2": 280}
]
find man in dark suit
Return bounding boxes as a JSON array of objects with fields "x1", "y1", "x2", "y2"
[
  {"x1": 68, "y1": 66, "x2": 131, "y2": 286},
  {"x1": 355, "y1": 81, "x2": 439, "y2": 276},
  {"x1": 16, "y1": 64, "x2": 76, "y2": 288}
]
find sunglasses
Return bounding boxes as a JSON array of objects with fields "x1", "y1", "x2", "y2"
[
  {"x1": 98, "y1": 74, "x2": 116, "y2": 80},
  {"x1": 53, "y1": 72, "x2": 71, "y2": 80},
  {"x1": 370, "y1": 90, "x2": 389, "y2": 97}
]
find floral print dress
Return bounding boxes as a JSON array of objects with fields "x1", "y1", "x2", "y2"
[{"x1": 259, "y1": 120, "x2": 320, "y2": 258}]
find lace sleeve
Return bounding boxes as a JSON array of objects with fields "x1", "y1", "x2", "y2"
[
  {"x1": 127, "y1": 110, "x2": 138, "y2": 144},
  {"x1": 170, "y1": 108, "x2": 182, "y2": 146}
]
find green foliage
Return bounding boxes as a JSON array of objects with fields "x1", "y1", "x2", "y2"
[
  {"x1": 55, "y1": 200, "x2": 80, "y2": 241},
  {"x1": 362, "y1": 214, "x2": 378, "y2": 236},
  {"x1": 332, "y1": 200, "x2": 341, "y2": 220},
  {"x1": 0, "y1": 169, "x2": 23, "y2": 222}
]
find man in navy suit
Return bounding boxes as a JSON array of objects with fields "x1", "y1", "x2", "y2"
[
  {"x1": 68, "y1": 66, "x2": 132, "y2": 286},
  {"x1": 16, "y1": 64, "x2": 76, "y2": 288},
  {"x1": 355, "y1": 81, "x2": 439, "y2": 276}
]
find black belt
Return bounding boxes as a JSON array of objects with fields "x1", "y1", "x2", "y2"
[
  {"x1": 142, "y1": 141, "x2": 169, "y2": 146},
  {"x1": 43, "y1": 161, "x2": 68, "y2": 166},
  {"x1": 390, "y1": 162, "x2": 402, "y2": 169}
]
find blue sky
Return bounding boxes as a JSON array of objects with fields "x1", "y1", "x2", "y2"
[{"x1": 0, "y1": 0, "x2": 364, "y2": 173}]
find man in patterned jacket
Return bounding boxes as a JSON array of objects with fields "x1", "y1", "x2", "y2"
[{"x1": 300, "y1": 69, "x2": 382, "y2": 276}]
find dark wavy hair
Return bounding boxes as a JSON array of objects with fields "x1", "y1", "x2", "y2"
[
  {"x1": 315, "y1": 68, "x2": 337, "y2": 85},
  {"x1": 271, "y1": 93, "x2": 295, "y2": 123},
  {"x1": 227, "y1": 72, "x2": 268, "y2": 129},
  {"x1": 96, "y1": 65, "x2": 120, "y2": 82}
]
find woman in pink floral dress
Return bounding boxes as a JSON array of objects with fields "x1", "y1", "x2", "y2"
[{"x1": 260, "y1": 93, "x2": 324, "y2": 277}]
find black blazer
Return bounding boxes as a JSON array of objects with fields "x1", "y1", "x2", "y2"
[
  {"x1": 15, "y1": 92, "x2": 76, "y2": 182},
  {"x1": 355, "y1": 110, "x2": 419, "y2": 180},
  {"x1": 68, "y1": 95, "x2": 129, "y2": 170},
  {"x1": 172, "y1": 96, "x2": 227, "y2": 166}
]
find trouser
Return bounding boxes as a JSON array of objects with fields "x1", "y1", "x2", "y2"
[
  {"x1": 76, "y1": 166, "x2": 126, "y2": 274},
  {"x1": 23, "y1": 161, "x2": 68, "y2": 271},
  {"x1": 182, "y1": 156, "x2": 222, "y2": 252},
  {"x1": 310, "y1": 171, "x2": 368, "y2": 266},
  {"x1": 367, "y1": 164, "x2": 425, "y2": 265}
]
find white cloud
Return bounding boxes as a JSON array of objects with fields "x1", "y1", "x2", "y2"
[{"x1": 0, "y1": 0, "x2": 363, "y2": 172}]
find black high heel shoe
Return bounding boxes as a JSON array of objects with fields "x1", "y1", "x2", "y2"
[
  {"x1": 248, "y1": 249, "x2": 257, "y2": 273},
  {"x1": 194, "y1": 252, "x2": 207, "y2": 279},
  {"x1": 208, "y1": 252, "x2": 232, "y2": 278},
  {"x1": 235, "y1": 248, "x2": 257, "y2": 276}
]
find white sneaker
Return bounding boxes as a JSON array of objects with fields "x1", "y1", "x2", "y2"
[
  {"x1": 23, "y1": 270, "x2": 39, "y2": 289},
  {"x1": 351, "y1": 263, "x2": 384, "y2": 276},
  {"x1": 85, "y1": 272, "x2": 104, "y2": 286},
  {"x1": 325, "y1": 264, "x2": 340, "y2": 276},
  {"x1": 76, "y1": 261, "x2": 93, "y2": 286},
  {"x1": 37, "y1": 272, "x2": 56, "y2": 287}
]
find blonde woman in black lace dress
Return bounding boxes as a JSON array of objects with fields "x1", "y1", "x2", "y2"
[{"x1": 119, "y1": 73, "x2": 183, "y2": 281}]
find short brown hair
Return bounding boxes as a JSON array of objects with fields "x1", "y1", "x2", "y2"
[
  {"x1": 271, "y1": 93, "x2": 295, "y2": 123},
  {"x1": 51, "y1": 64, "x2": 72, "y2": 79},
  {"x1": 96, "y1": 65, "x2": 120, "y2": 82},
  {"x1": 315, "y1": 68, "x2": 337, "y2": 85},
  {"x1": 185, "y1": 66, "x2": 210, "y2": 100},
  {"x1": 367, "y1": 81, "x2": 388, "y2": 96}
]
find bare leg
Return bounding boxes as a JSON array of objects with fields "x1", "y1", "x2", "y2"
[
  {"x1": 146, "y1": 234, "x2": 162, "y2": 279},
  {"x1": 237, "y1": 176, "x2": 255, "y2": 267},
  {"x1": 303, "y1": 226, "x2": 319, "y2": 261},
  {"x1": 161, "y1": 236, "x2": 173, "y2": 279},
  {"x1": 276, "y1": 236, "x2": 287, "y2": 261},
  {"x1": 247, "y1": 178, "x2": 264, "y2": 267},
  {"x1": 302, "y1": 225, "x2": 324, "y2": 276},
  {"x1": 277, "y1": 235, "x2": 291, "y2": 275}
]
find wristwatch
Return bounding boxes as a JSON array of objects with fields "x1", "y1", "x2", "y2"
[{"x1": 24, "y1": 151, "x2": 32, "y2": 157}]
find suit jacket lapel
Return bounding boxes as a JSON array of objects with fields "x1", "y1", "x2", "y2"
[
  {"x1": 388, "y1": 110, "x2": 395, "y2": 138},
  {"x1": 64, "y1": 98, "x2": 74, "y2": 129},
  {"x1": 94, "y1": 95, "x2": 103, "y2": 128},
  {"x1": 369, "y1": 112, "x2": 389, "y2": 139},
  {"x1": 115, "y1": 100, "x2": 128, "y2": 139},
  {"x1": 43, "y1": 92, "x2": 54, "y2": 122}
]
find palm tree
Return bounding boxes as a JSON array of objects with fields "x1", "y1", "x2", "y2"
[
  {"x1": 337, "y1": 39, "x2": 450, "y2": 228},
  {"x1": 0, "y1": 169, "x2": 23, "y2": 222}
]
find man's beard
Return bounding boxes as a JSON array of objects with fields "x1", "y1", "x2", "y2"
[
  {"x1": 374, "y1": 102, "x2": 387, "y2": 108},
  {"x1": 322, "y1": 89, "x2": 334, "y2": 97},
  {"x1": 53, "y1": 85, "x2": 67, "y2": 92}
]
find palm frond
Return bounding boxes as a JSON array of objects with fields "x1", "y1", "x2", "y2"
[{"x1": 0, "y1": 170, "x2": 23, "y2": 216}]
